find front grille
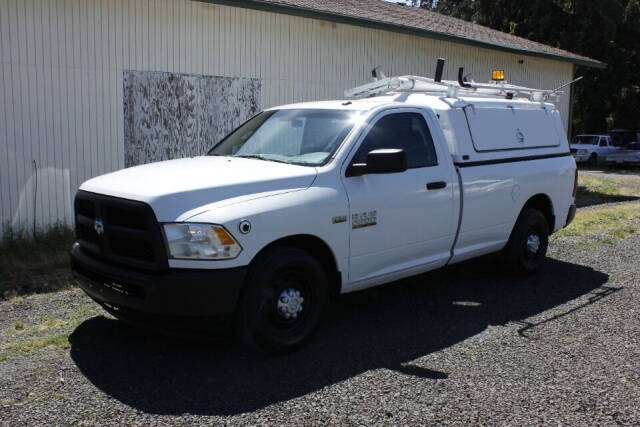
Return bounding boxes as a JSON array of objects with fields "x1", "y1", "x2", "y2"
[
  {"x1": 570, "y1": 148, "x2": 577, "y2": 154},
  {"x1": 74, "y1": 191, "x2": 168, "y2": 271}
]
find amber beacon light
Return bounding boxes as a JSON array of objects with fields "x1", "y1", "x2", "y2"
[{"x1": 492, "y1": 70, "x2": 505, "y2": 81}]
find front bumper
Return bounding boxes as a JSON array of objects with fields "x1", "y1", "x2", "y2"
[
  {"x1": 71, "y1": 244, "x2": 247, "y2": 317},
  {"x1": 572, "y1": 154, "x2": 590, "y2": 163}
]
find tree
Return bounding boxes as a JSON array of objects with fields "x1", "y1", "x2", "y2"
[{"x1": 421, "y1": 0, "x2": 640, "y2": 134}]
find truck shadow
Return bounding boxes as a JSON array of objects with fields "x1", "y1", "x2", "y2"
[
  {"x1": 576, "y1": 185, "x2": 639, "y2": 208},
  {"x1": 69, "y1": 257, "x2": 610, "y2": 416}
]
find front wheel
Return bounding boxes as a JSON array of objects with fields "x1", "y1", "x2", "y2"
[
  {"x1": 503, "y1": 208, "x2": 549, "y2": 275},
  {"x1": 587, "y1": 153, "x2": 598, "y2": 167},
  {"x1": 235, "y1": 247, "x2": 328, "y2": 354}
]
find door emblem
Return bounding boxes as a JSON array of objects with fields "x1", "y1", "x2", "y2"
[
  {"x1": 352, "y1": 211, "x2": 377, "y2": 229},
  {"x1": 332, "y1": 215, "x2": 347, "y2": 224},
  {"x1": 94, "y1": 219, "x2": 105, "y2": 236},
  {"x1": 516, "y1": 129, "x2": 525, "y2": 144}
]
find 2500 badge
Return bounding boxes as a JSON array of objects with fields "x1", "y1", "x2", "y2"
[{"x1": 352, "y1": 210, "x2": 377, "y2": 229}]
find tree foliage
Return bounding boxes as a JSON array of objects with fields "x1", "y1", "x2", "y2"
[{"x1": 417, "y1": 0, "x2": 640, "y2": 135}]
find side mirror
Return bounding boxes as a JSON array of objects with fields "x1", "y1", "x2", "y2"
[{"x1": 347, "y1": 148, "x2": 408, "y2": 177}]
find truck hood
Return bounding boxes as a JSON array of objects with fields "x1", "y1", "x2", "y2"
[{"x1": 79, "y1": 156, "x2": 317, "y2": 221}]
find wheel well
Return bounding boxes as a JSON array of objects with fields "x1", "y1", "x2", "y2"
[
  {"x1": 522, "y1": 194, "x2": 555, "y2": 231},
  {"x1": 251, "y1": 235, "x2": 342, "y2": 298}
]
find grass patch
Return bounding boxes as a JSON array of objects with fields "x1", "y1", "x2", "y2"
[
  {"x1": 0, "y1": 304, "x2": 103, "y2": 360},
  {"x1": 554, "y1": 203, "x2": 640, "y2": 247},
  {"x1": 7, "y1": 334, "x2": 71, "y2": 355},
  {"x1": 5, "y1": 306, "x2": 98, "y2": 337},
  {"x1": 576, "y1": 174, "x2": 640, "y2": 207},
  {"x1": 0, "y1": 224, "x2": 76, "y2": 299}
]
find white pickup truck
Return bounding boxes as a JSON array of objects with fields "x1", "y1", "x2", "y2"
[
  {"x1": 570, "y1": 134, "x2": 617, "y2": 165},
  {"x1": 71, "y1": 71, "x2": 578, "y2": 353}
]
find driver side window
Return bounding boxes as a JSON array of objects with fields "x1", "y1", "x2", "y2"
[{"x1": 352, "y1": 112, "x2": 438, "y2": 168}]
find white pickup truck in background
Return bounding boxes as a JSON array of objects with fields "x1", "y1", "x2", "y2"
[
  {"x1": 71, "y1": 66, "x2": 578, "y2": 353},
  {"x1": 570, "y1": 134, "x2": 618, "y2": 165}
]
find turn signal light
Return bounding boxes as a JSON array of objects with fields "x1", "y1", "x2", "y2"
[{"x1": 214, "y1": 226, "x2": 237, "y2": 245}]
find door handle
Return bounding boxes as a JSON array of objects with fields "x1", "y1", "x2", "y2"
[{"x1": 426, "y1": 181, "x2": 447, "y2": 190}]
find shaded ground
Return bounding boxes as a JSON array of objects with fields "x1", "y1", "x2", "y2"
[
  {"x1": 1, "y1": 225, "x2": 639, "y2": 424},
  {"x1": 576, "y1": 170, "x2": 640, "y2": 207}
]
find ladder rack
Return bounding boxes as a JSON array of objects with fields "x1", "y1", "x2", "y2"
[{"x1": 344, "y1": 61, "x2": 582, "y2": 103}]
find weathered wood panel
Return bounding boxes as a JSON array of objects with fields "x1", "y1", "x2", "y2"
[{"x1": 123, "y1": 71, "x2": 261, "y2": 167}]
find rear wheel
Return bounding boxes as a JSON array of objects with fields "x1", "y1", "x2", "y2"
[
  {"x1": 235, "y1": 247, "x2": 328, "y2": 354},
  {"x1": 503, "y1": 208, "x2": 549, "y2": 275}
]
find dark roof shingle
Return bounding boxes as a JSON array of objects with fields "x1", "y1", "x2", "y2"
[{"x1": 241, "y1": 0, "x2": 604, "y2": 68}]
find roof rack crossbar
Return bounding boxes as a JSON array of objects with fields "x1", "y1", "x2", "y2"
[{"x1": 344, "y1": 63, "x2": 582, "y2": 103}]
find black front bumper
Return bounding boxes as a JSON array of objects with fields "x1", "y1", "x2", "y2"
[{"x1": 71, "y1": 244, "x2": 247, "y2": 317}]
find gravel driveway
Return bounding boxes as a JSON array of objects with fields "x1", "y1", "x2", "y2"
[{"x1": 1, "y1": 212, "x2": 639, "y2": 424}]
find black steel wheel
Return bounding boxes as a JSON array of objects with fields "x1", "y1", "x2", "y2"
[
  {"x1": 235, "y1": 246, "x2": 328, "y2": 354},
  {"x1": 503, "y1": 208, "x2": 549, "y2": 275}
]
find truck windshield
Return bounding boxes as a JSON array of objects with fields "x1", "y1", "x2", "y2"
[
  {"x1": 208, "y1": 109, "x2": 359, "y2": 166},
  {"x1": 571, "y1": 135, "x2": 598, "y2": 145}
]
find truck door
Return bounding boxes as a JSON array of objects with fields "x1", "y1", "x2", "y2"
[{"x1": 341, "y1": 109, "x2": 457, "y2": 289}]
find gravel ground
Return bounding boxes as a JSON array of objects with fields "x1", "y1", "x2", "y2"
[{"x1": 1, "y1": 211, "x2": 640, "y2": 425}]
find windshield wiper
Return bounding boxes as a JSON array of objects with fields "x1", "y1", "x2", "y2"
[{"x1": 234, "y1": 154, "x2": 291, "y2": 164}]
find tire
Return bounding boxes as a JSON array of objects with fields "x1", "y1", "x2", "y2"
[
  {"x1": 502, "y1": 208, "x2": 549, "y2": 275},
  {"x1": 587, "y1": 153, "x2": 598, "y2": 167},
  {"x1": 235, "y1": 246, "x2": 328, "y2": 354}
]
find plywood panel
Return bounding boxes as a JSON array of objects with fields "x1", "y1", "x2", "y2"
[{"x1": 122, "y1": 70, "x2": 261, "y2": 167}]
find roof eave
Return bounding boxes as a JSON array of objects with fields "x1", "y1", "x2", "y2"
[{"x1": 201, "y1": 0, "x2": 606, "y2": 69}]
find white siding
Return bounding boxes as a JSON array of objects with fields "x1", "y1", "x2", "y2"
[{"x1": 0, "y1": 0, "x2": 574, "y2": 234}]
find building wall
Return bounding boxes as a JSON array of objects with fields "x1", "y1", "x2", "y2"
[{"x1": 0, "y1": 0, "x2": 574, "y2": 234}]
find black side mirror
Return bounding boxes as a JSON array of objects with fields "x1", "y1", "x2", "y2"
[{"x1": 347, "y1": 149, "x2": 408, "y2": 177}]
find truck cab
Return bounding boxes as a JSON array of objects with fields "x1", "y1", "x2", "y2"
[
  {"x1": 570, "y1": 134, "x2": 617, "y2": 165},
  {"x1": 71, "y1": 72, "x2": 578, "y2": 353}
]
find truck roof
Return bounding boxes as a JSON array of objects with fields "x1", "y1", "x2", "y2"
[{"x1": 269, "y1": 93, "x2": 557, "y2": 113}]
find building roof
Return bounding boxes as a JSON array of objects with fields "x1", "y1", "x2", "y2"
[{"x1": 210, "y1": 0, "x2": 605, "y2": 69}]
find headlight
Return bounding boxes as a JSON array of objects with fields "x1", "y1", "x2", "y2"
[
  {"x1": 163, "y1": 223, "x2": 242, "y2": 260},
  {"x1": 578, "y1": 149, "x2": 589, "y2": 154}
]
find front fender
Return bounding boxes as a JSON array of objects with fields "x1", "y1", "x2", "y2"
[{"x1": 168, "y1": 179, "x2": 350, "y2": 280}]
